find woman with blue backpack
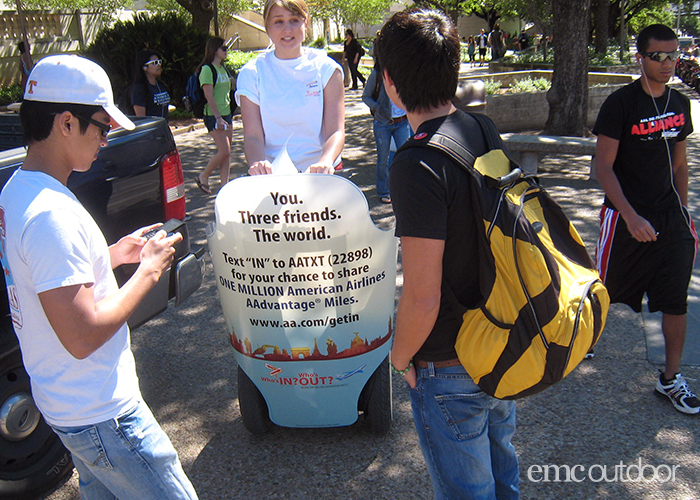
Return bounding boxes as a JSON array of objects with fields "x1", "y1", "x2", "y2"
[{"x1": 195, "y1": 36, "x2": 232, "y2": 194}]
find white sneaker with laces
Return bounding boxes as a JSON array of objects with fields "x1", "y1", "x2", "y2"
[{"x1": 655, "y1": 373, "x2": 700, "y2": 415}]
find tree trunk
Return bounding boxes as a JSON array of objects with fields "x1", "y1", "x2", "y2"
[
  {"x1": 176, "y1": 0, "x2": 214, "y2": 33},
  {"x1": 544, "y1": 0, "x2": 591, "y2": 136},
  {"x1": 593, "y1": 0, "x2": 609, "y2": 54}
]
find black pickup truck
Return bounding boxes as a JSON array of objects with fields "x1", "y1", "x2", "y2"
[{"x1": 0, "y1": 113, "x2": 205, "y2": 499}]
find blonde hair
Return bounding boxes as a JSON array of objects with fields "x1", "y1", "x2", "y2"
[{"x1": 263, "y1": 0, "x2": 309, "y2": 27}]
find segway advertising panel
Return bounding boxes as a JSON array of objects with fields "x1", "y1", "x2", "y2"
[{"x1": 207, "y1": 171, "x2": 397, "y2": 433}]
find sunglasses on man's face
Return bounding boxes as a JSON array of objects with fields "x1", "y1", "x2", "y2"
[
  {"x1": 144, "y1": 59, "x2": 162, "y2": 67},
  {"x1": 77, "y1": 115, "x2": 112, "y2": 138},
  {"x1": 642, "y1": 50, "x2": 679, "y2": 62}
]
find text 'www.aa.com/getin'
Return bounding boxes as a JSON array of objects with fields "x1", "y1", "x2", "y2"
[
  {"x1": 527, "y1": 459, "x2": 679, "y2": 483},
  {"x1": 249, "y1": 313, "x2": 360, "y2": 329}
]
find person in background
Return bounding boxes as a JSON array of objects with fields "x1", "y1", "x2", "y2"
[
  {"x1": 476, "y1": 28, "x2": 488, "y2": 66},
  {"x1": 467, "y1": 35, "x2": 476, "y2": 66},
  {"x1": 362, "y1": 57, "x2": 410, "y2": 204},
  {"x1": 130, "y1": 49, "x2": 170, "y2": 120},
  {"x1": 344, "y1": 28, "x2": 366, "y2": 90},
  {"x1": 0, "y1": 54, "x2": 198, "y2": 500},
  {"x1": 237, "y1": 0, "x2": 344, "y2": 175},
  {"x1": 488, "y1": 23, "x2": 504, "y2": 61},
  {"x1": 17, "y1": 41, "x2": 33, "y2": 94},
  {"x1": 195, "y1": 37, "x2": 232, "y2": 194}
]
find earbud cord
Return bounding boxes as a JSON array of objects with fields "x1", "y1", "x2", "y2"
[{"x1": 641, "y1": 64, "x2": 691, "y2": 230}]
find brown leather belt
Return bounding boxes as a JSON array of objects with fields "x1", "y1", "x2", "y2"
[
  {"x1": 387, "y1": 115, "x2": 408, "y2": 124},
  {"x1": 414, "y1": 358, "x2": 462, "y2": 368}
]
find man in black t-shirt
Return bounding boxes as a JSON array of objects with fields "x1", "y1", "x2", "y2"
[
  {"x1": 377, "y1": 8, "x2": 519, "y2": 499},
  {"x1": 593, "y1": 23, "x2": 699, "y2": 415}
]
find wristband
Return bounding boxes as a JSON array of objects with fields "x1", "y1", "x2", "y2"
[{"x1": 391, "y1": 359, "x2": 413, "y2": 375}]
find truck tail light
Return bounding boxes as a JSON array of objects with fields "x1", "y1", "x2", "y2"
[{"x1": 160, "y1": 149, "x2": 186, "y2": 221}]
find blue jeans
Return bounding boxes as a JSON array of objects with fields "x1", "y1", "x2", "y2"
[
  {"x1": 409, "y1": 363, "x2": 519, "y2": 500},
  {"x1": 51, "y1": 400, "x2": 198, "y2": 500},
  {"x1": 374, "y1": 118, "x2": 411, "y2": 198}
]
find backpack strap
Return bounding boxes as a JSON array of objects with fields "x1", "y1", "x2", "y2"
[
  {"x1": 207, "y1": 63, "x2": 218, "y2": 88},
  {"x1": 394, "y1": 112, "x2": 518, "y2": 319}
]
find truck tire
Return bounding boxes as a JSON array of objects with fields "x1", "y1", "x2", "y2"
[
  {"x1": 359, "y1": 356, "x2": 392, "y2": 435},
  {"x1": 0, "y1": 341, "x2": 74, "y2": 499},
  {"x1": 237, "y1": 366, "x2": 272, "y2": 435}
]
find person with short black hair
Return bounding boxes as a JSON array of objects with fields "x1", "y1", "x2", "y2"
[
  {"x1": 476, "y1": 28, "x2": 488, "y2": 66},
  {"x1": 594, "y1": 23, "x2": 699, "y2": 415},
  {"x1": 378, "y1": 8, "x2": 519, "y2": 499},
  {"x1": 0, "y1": 54, "x2": 198, "y2": 499}
]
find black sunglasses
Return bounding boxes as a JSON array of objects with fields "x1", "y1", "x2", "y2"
[
  {"x1": 642, "y1": 50, "x2": 679, "y2": 62},
  {"x1": 76, "y1": 115, "x2": 112, "y2": 137},
  {"x1": 51, "y1": 112, "x2": 112, "y2": 137}
]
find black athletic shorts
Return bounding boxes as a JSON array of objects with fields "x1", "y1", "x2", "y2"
[{"x1": 596, "y1": 204, "x2": 697, "y2": 315}]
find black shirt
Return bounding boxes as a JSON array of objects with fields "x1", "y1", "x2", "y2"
[
  {"x1": 390, "y1": 111, "x2": 489, "y2": 361},
  {"x1": 131, "y1": 81, "x2": 170, "y2": 120},
  {"x1": 593, "y1": 79, "x2": 693, "y2": 215}
]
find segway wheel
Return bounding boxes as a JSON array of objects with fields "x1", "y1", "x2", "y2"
[
  {"x1": 359, "y1": 356, "x2": 392, "y2": 434},
  {"x1": 237, "y1": 366, "x2": 272, "y2": 435}
]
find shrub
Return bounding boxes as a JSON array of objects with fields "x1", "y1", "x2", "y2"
[
  {"x1": 169, "y1": 107, "x2": 193, "y2": 120},
  {"x1": 460, "y1": 42, "x2": 470, "y2": 62},
  {"x1": 483, "y1": 79, "x2": 503, "y2": 95},
  {"x1": 310, "y1": 36, "x2": 327, "y2": 49},
  {"x1": 511, "y1": 77, "x2": 551, "y2": 93},
  {"x1": 226, "y1": 51, "x2": 258, "y2": 74},
  {"x1": 83, "y1": 12, "x2": 210, "y2": 108},
  {"x1": 0, "y1": 84, "x2": 23, "y2": 106}
]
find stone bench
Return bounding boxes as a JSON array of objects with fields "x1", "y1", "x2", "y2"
[{"x1": 502, "y1": 134, "x2": 597, "y2": 176}]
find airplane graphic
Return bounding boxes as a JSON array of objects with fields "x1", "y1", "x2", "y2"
[
  {"x1": 336, "y1": 364, "x2": 366, "y2": 381},
  {"x1": 265, "y1": 363, "x2": 282, "y2": 377}
]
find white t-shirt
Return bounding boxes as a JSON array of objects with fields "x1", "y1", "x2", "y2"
[
  {"x1": 0, "y1": 169, "x2": 140, "y2": 427},
  {"x1": 236, "y1": 48, "x2": 343, "y2": 172}
]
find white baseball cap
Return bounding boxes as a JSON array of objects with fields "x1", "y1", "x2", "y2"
[{"x1": 24, "y1": 54, "x2": 135, "y2": 130}]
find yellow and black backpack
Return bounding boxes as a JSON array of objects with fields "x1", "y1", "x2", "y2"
[{"x1": 398, "y1": 112, "x2": 609, "y2": 399}]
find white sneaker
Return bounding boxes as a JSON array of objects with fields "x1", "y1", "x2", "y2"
[{"x1": 655, "y1": 373, "x2": 700, "y2": 415}]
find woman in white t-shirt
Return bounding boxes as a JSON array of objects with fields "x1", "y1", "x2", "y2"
[{"x1": 236, "y1": 0, "x2": 344, "y2": 175}]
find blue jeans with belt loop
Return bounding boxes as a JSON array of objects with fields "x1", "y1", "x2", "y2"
[
  {"x1": 51, "y1": 400, "x2": 198, "y2": 500},
  {"x1": 409, "y1": 362, "x2": 519, "y2": 500}
]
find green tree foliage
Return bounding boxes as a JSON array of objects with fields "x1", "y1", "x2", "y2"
[
  {"x1": 146, "y1": 0, "x2": 253, "y2": 34},
  {"x1": 626, "y1": 5, "x2": 674, "y2": 35},
  {"x1": 607, "y1": 0, "x2": 671, "y2": 37},
  {"x1": 308, "y1": 0, "x2": 393, "y2": 32},
  {"x1": 22, "y1": 0, "x2": 130, "y2": 23},
  {"x1": 83, "y1": 12, "x2": 210, "y2": 107},
  {"x1": 412, "y1": 0, "x2": 468, "y2": 24}
]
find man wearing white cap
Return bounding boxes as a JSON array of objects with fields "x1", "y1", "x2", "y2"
[{"x1": 0, "y1": 55, "x2": 198, "y2": 499}]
